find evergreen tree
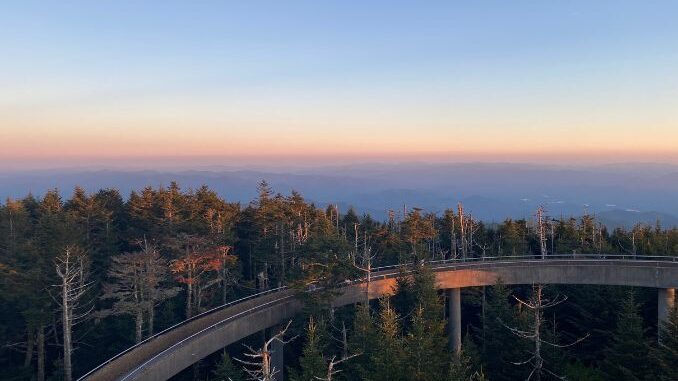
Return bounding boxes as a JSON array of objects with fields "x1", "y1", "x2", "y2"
[
  {"x1": 565, "y1": 360, "x2": 605, "y2": 381},
  {"x1": 405, "y1": 305, "x2": 448, "y2": 381},
  {"x1": 478, "y1": 282, "x2": 529, "y2": 381},
  {"x1": 600, "y1": 291, "x2": 651, "y2": 381},
  {"x1": 499, "y1": 219, "x2": 528, "y2": 256},
  {"x1": 410, "y1": 264, "x2": 444, "y2": 322},
  {"x1": 346, "y1": 303, "x2": 377, "y2": 380},
  {"x1": 369, "y1": 298, "x2": 407, "y2": 381},
  {"x1": 290, "y1": 317, "x2": 326, "y2": 381},
  {"x1": 653, "y1": 305, "x2": 678, "y2": 380},
  {"x1": 449, "y1": 333, "x2": 482, "y2": 381},
  {"x1": 212, "y1": 352, "x2": 245, "y2": 381},
  {"x1": 1, "y1": 182, "x2": 678, "y2": 380},
  {"x1": 402, "y1": 209, "x2": 436, "y2": 260}
]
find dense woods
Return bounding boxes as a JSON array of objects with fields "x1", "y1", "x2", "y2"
[{"x1": 1, "y1": 181, "x2": 677, "y2": 381}]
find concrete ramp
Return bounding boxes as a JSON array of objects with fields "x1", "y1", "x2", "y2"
[{"x1": 80, "y1": 256, "x2": 678, "y2": 381}]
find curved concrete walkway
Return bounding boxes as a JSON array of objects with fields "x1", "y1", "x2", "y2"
[{"x1": 80, "y1": 255, "x2": 678, "y2": 381}]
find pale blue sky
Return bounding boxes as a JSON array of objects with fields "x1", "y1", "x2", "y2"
[{"x1": 2, "y1": 1, "x2": 677, "y2": 166}]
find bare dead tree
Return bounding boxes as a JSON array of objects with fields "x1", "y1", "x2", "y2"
[
  {"x1": 503, "y1": 284, "x2": 588, "y2": 381},
  {"x1": 471, "y1": 225, "x2": 490, "y2": 259},
  {"x1": 314, "y1": 352, "x2": 361, "y2": 381},
  {"x1": 468, "y1": 213, "x2": 478, "y2": 258},
  {"x1": 353, "y1": 243, "x2": 376, "y2": 304},
  {"x1": 340, "y1": 321, "x2": 348, "y2": 360},
  {"x1": 597, "y1": 222, "x2": 604, "y2": 254},
  {"x1": 216, "y1": 245, "x2": 239, "y2": 304},
  {"x1": 549, "y1": 219, "x2": 556, "y2": 256},
  {"x1": 142, "y1": 240, "x2": 180, "y2": 336},
  {"x1": 101, "y1": 239, "x2": 179, "y2": 342},
  {"x1": 458, "y1": 203, "x2": 467, "y2": 259},
  {"x1": 353, "y1": 222, "x2": 359, "y2": 265},
  {"x1": 53, "y1": 246, "x2": 92, "y2": 381},
  {"x1": 313, "y1": 316, "x2": 361, "y2": 381},
  {"x1": 327, "y1": 316, "x2": 351, "y2": 362},
  {"x1": 236, "y1": 320, "x2": 297, "y2": 381},
  {"x1": 334, "y1": 205, "x2": 339, "y2": 231},
  {"x1": 449, "y1": 210, "x2": 458, "y2": 259},
  {"x1": 170, "y1": 237, "x2": 223, "y2": 318},
  {"x1": 37, "y1": 325, "x2": 45, "y2": 381},
  {"x1": 536, "y1": 207, "x2": 548, "y2": 259}
]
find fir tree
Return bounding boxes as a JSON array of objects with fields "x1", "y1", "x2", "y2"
[
  {"x1": 212, "y1": 352, "x2": 245, "y2": 381},
  {"x1": 478, "y1": 281, "x2": 529, "y2": 381},
  {"x1": 653, "y1": 305, "x2": 678, "y2": 381},
  {"x1": 347, "y1": 303, "x2": 378, "y2": 380},
  {"x1": 600, "y1": 291, "x2": 651, "y2": 381},
  {"x1": 290, "y1": 317, "x2": 326, "y2": 381},
  {"x1": 405, "y1": 305, "x2": 447, "y2": 381},
  {"x1": 448, "y1": 332, "x2": 482, "y2": 381},
  {"x1": 369, "y1": 298, "x2": 407, "y2": 381}
]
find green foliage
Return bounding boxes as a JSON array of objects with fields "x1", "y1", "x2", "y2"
[
  {"x1": 600, "y1": 291, "x2": 651, "y2": 381},
  {"x1": 402, "y1": 209, "x2": 436, "y2": 260},
  {"x1": 498, "y1": 219, "x2": 528, "y2": 256},
  {"x1": 476, "y1": 281, "x2": 529, "y2": 381},
  {"x1": 212, "y1": 352, "x2": 245, "y2": 381},
  {"x1": 0, "y1": 182, "x2": 677, "y2": 380},
  {"x1": 367, "y1": 298, "x2": 407, "y2": 381},
  {"x1": 565, "y1": 360, "x2": 605, "y2": 381},
  {"x1": 346, "y1": 303, "x2": 378, "y2": 379},
  {"x1": 404, "y1": 267, "x2": 449, "y2": 381},
  {"x1": 653, "y1": 305, "x2": 678, "y2": 380},
  {"x1": 290, "y1": 317, "x2": 327, "y2": 381},
  {"x1": 405, "y1": 306, "x2": 447, "y2": 381}
]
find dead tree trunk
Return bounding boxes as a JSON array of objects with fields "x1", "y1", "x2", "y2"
[
  {"x1": 505, "y1": 285, "x2": 588, "y2": 380},
  {"x1": 354, "y1": 246, "x2": 375, "y2": 304},
  {"x1": 536, "y1": 207, "x2": 548, "y2": 259},
  {"x1": 147, "y1": 303, "x2": 155, "y2": 337},
  {"x1": 236, "y1": 321, "x2": 296, "y2": 381},
  {"x1": 533, "y1": 287, "x2": 543, "y2": 380},
  {"x1": 24, "y1": 326, "x2": 34, "y2": 368},
  {"x1": 54, "y1": 247, "x2": 91, "y2": 381},
  {"x1": 37, "y1": 325, "x2": 45, "y2": 381},
  {"x1": 451, "y1": 213, "x2": 458, "y2": 259},
  {"x1": 135, "y1": 309, "x2": 143, "y2": 343},
  {"x1": 458, "y1": 203, "x2": 467, "y2": 259},
  {"x1": 315, "y1": 353, "x2": 360, "y2": 381}
]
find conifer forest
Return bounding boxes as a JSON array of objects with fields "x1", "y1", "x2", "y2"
[{"x1": 1, "y1": 182, "x2": 676, "y2": 381}]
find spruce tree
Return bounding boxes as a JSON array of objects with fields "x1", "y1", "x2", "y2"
[
  {"x1": 403, "y1": 265, "x2": 448, "y2": 381},
  {"x1": 347, "y1": 303, "x2": 377, "y2": 380},
  {"x1": 653, "y1": 305, "x2": 678, "y2": 380},
  {"x1": 479, "y1": 282, "x2": 529, "y2": 381},
  {"x1": 449, "y1": 332, "x2": 482, "y2": 381},
  {"x1": 369, "y1": 298, "x2": 406, "y2": 381},
  {"x1": 212, "y1": 352, "x2": 245, "y2": 381},
  {"x1": 405, "y1": 305, "x2": 448, "y2": 381},
  {"x1": 290, "y1": 317, "x2": 326, "y2": 381},
  {"x1": 600, "y1": 291, "x2": 651, "y2": 381}
]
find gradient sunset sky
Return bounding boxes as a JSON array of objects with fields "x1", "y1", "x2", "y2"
[{"x1": 2, "y1": 1, "x2": 677, "y2": 168}]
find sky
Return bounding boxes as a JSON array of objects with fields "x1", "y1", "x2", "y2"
[{"x1": 1, "y1": 1, "x2": 678, "y2": 169}]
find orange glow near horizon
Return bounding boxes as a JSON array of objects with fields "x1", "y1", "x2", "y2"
[
  {"x1": 3, "y1": 87, "x2": 677, "y2": 166},
  {"x1": 2, "y1": 2, "x2": 678, "y2": 170},
  {"x1": 2, "y1": 122, "x2": 677, "y2": 166}
]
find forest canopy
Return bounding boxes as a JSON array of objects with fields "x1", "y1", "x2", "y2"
[{"x1": 0, "y1": 181, "x2": 676, "y2": 381}]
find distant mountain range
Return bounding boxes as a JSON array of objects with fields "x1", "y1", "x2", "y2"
[
  {"x1": 594, "y1": 210, "x2": 678, "y2": 229},
  {"x1": 1, "y1": 162, "x2": 677, "y2": 228}
]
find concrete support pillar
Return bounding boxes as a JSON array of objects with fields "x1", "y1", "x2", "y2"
[
  {"x1": 658, "y1": 288, "x2": 676, "y2": 342},
  {"x1": 271, "y1": 333, "x2": 284, "y2": 381},
  {"x1": 447, "y1": 288, "x2": 462, "y2": 355}
]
